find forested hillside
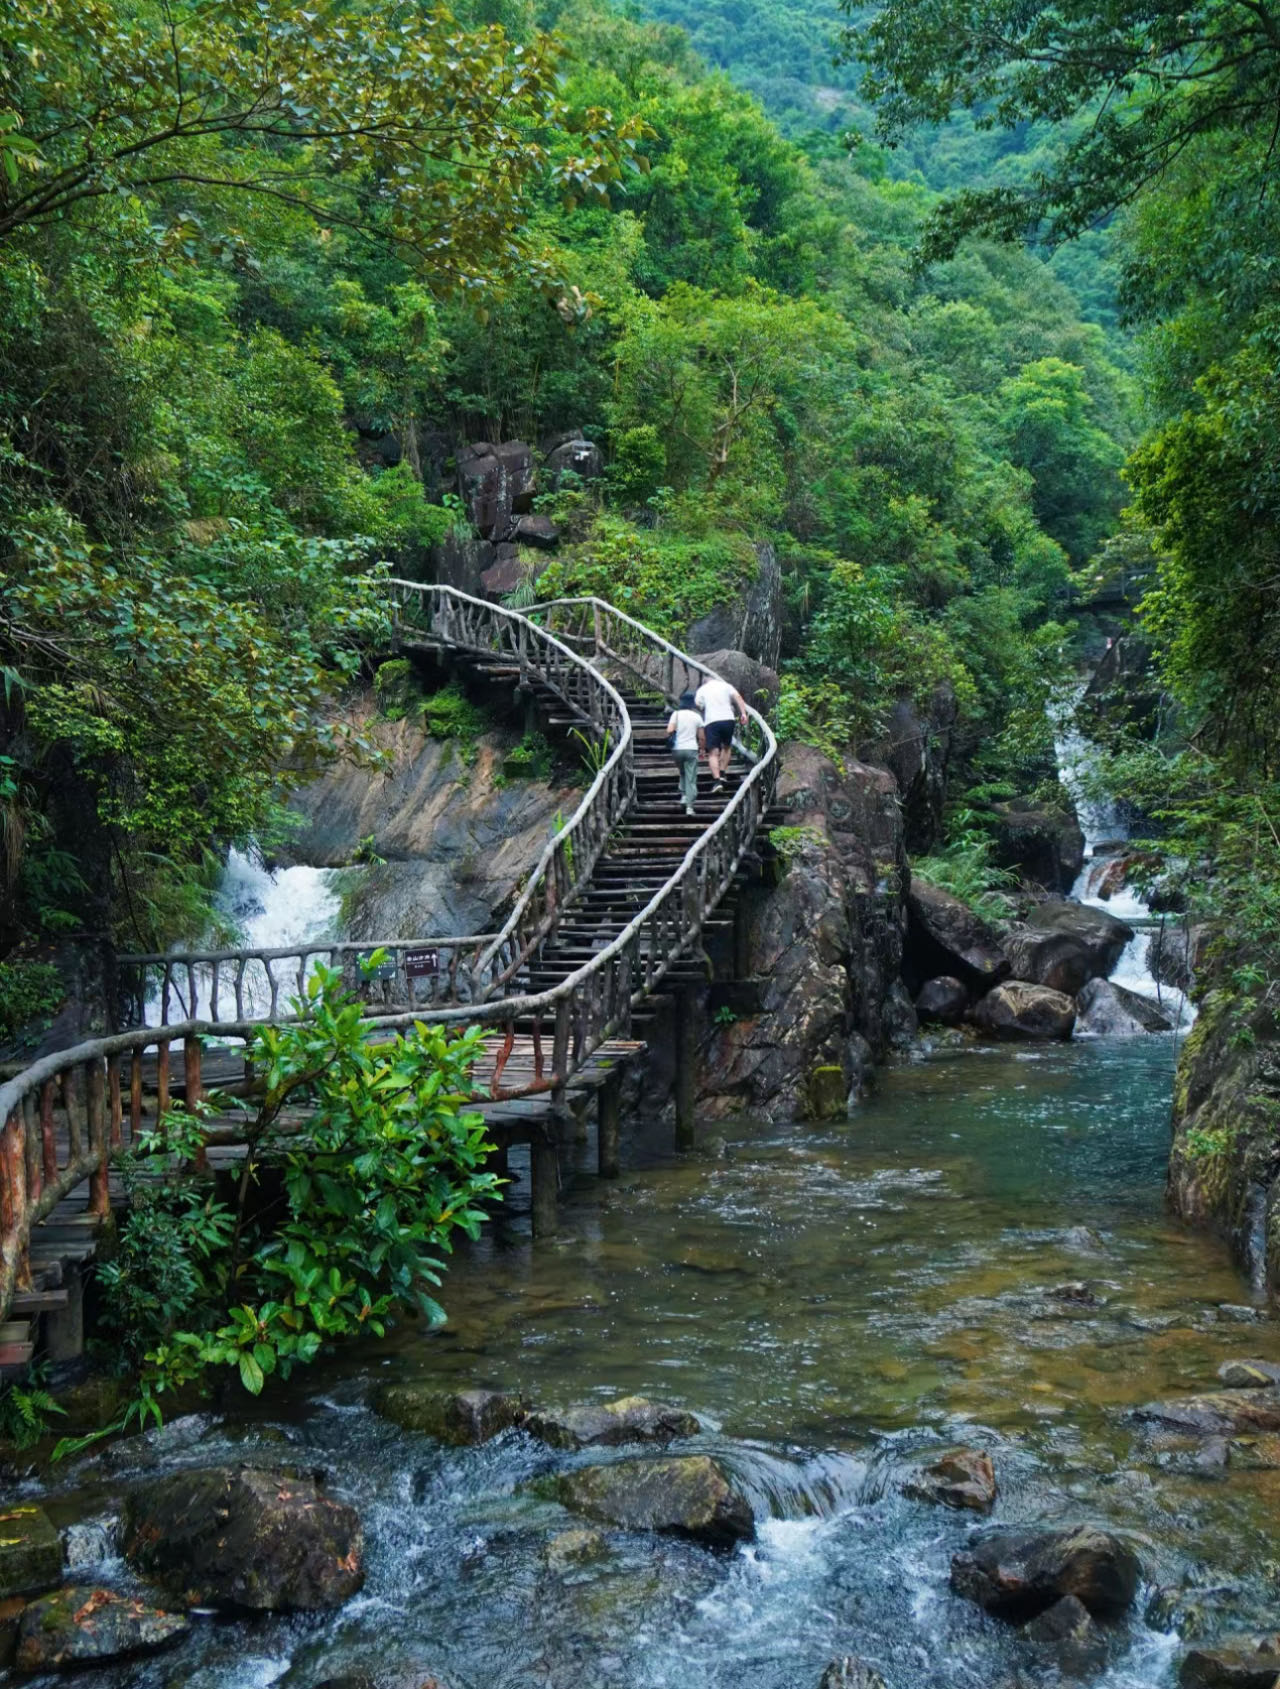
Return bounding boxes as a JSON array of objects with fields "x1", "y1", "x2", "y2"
[{"x1": 0, "y1": 0, "x2": 1131, "y2": 999}]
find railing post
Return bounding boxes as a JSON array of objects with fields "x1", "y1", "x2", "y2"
[{"x1": 87, "y1": 1057, "x2": 109, "y2": 1218}]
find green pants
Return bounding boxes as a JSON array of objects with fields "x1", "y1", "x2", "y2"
[{"x1": 673, "y1": 748, "x2": 698, "y2": 807}]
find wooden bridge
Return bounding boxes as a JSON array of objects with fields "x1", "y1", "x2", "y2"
[{"x1": 0, "y1": 586, "x2": 779, "y2": 1369}]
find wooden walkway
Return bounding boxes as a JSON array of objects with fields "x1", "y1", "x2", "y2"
[{"x1": 0, "y1": 587, "x2": 780, "y2": 1375}]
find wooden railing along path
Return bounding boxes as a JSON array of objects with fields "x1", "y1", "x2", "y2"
[{"x1": 0, "y1": 586, "x2": 778, "y2": 1334}]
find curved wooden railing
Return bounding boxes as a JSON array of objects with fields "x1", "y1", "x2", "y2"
[{"x1": 0, "y1": 587, "x2": 777, "y2": 1319}]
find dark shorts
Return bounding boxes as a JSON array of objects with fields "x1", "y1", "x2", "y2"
[{"x1": 704, "y1": 719, "x2": 734, "y2": 751}]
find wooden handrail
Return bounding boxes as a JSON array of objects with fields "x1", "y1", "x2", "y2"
[{"x1": 0, "y1": 587, "x2": 778, "y2": 1321}]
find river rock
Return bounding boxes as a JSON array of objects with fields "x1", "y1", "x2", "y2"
[
  {"x1": 973, "y1": 981, "x2": 1076, "y2": 1041},
  {"x1": 525, "y1": 1396, "x2": 700, "y2": 1451},
  {"x1": 0, "y1": 1504, "x2": 61, "y2": 1600},
  {"x1": 15, "y1": 1586, "x2": 188, "y2": 1671},
  {"x1": 907, "y1": 878, "x2": 1011, "y2": 989},
  {"x1": 915, "y1": 976, "x2": 969, "y2": 1025},
  {"x1": 121, "y1": 1464, "x2": 363, "y2": 1610},
  {"x1": 903, "y1": 1447, "x2": 997, "y2": 1514},
  {"x1": 1179, "y1": 1637, "x2": 1280, "y2": 1687},
  {"x1": 1001, "y1": 927, "x2": 1094, "y2": 996},
  {"x1": 1218, "y1": 1360, "x2": 1280, "y2": 1388},
  {"x1": 543, "y1": 1527, "x2": 610, "y2": 1570},
  {"x1": 551, "y1": 1455, "x2": 754, "y2": 1547},
  {"x1": 950, "y1": 1525, "x2": 1141, "y2": 1620},
  {"x1": 1023, "y1": 1593, "x2": 1108, "y2": 1676},
  {"x1": 1136, "y1": 1387, "x2": 1280, "y2": 1436},
  {"x1": 1025, "y1": 899, "x2": 1134, "y2": 977},
  {"x1": 374, "y1": 1384, "x2": 528, "y2": 1444},
  {"x1": 817, "y1": 1660, "x2": 887, "y2": 1688},
  {"x1": 1076, "y1": 977, "x2": 1172, "y2": 1036}
]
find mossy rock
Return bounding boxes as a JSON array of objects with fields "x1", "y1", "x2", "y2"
[
  {"x1": 805, "y1": 1065, "x2": 848, "y2": 1121},
  {"x1": 373, "y1": 1384, "x2": 528, "y2": 1445},
  {"x1": 0, "y1": 1504, "x2": 62, "y2": 1600},
  {"x1": 549, "y1": 1454, "x2": 754, "y2": 1548}
]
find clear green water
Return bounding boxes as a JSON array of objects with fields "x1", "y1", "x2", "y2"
[{"x1": 18, "y1": 1038, "x2": 1280, "y2": 1689}]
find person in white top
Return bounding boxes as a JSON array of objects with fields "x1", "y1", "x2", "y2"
[
  {"x1": 666, "y1": 690, "x2": 706, "y2": 815},
  {"x1": 693, "y1": 674, "x2": 748, "y2": 792}
]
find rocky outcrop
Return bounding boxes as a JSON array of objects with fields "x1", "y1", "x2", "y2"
[
  {"x1": 551, "y1": 1455, "x2": 754, "y2": 1547},
  {"x1": 687, "y1": 543, "x2": 783, "y2": 670},
  {"x1": 1075, "y1": 978, "x2": 1171, "y2": 1036},
  {"x1": 903, "y1": 1447, "x2": 997, "y2": 1514},
  {"x1": 283, "y1": 694, "x2": 575, "y2": 939},
  {"x1": 915, "y1": 976, "x2": 969, "y2": 1025},
  {"x1": 457, "y1": 440, "x2": 536, "y2": 542},
  {"x1": 950, "y1": 1525, "x2": 1140, "y2": 1621},
  {"x1": 864, "y1": 685, "x2": 957, "y2": 854},
  {"x1": 906, "y1": 879, "x2": 1010, "y2": 992},
  {"x1": 524, "y1": 1397, "x2": 700, "y2": 1451},
  {"x1": 1168, "y1": 992, "x2": 1280, "y2": 1298},
  {"x1": 991, "y1": 799, "x2": 1085, "y2": 894},
  {"x1": 1024, "y1": 899, "x2": 1133, "y2": 977},
  {"x1": 700, "y1": 746, "x2": 907, "y2": 1119},
  {"x1": 1150, "y1": 921, "x2": 1211, "y2": 993},
  {"x1": 974, "y1": 982, "x2": 1076, "y2": 1042},
  {"x1": 543, "y1": 433, "x2": 604, "y2": 486},
  {"x1": 15, "y1": 1587, "x2": 187, "y2": 1671},
  {"x1": 373, "y1": 1385, "x2": 528, "y2": 1444},
  {"x1": 121, "y1": 1466, "x2": 363, "y2": 1611}
]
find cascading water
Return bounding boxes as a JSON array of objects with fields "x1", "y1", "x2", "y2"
[{"x1": 143, "y1": 847, "x2": 342, "y2": 1025}]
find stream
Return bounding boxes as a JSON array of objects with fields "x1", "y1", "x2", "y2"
[{"x1": 15, "y1": 1036, "x2": 1280, "y2": 1689}]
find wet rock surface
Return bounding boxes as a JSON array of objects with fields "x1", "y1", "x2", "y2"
[
  {"x1": 902, "y1": 1447, "x2": 997, "y2": 1513},
  {"x1": 1025, "y1": 899, "x2": 1134, "y2": 977},
  {"x1": 14, "y1": 1585, "x2": 188, "y2": 1670},
  {"x1": 0, "y1": 1504, "x2": 62, "y2": 1600},
  {"x1": 1076, "y1": 977, "x2": 1172, "y2": 1036},
  {"x1": 1135, "y1": 1386, "x2": 1280, "y2": 1436},
  {"x1": 817, "y1": 1660, "x2": 887, "y2": 1688},
  {"x1": 950, "y1": 1524, "x2": 1141, "y2": 1620},
  {"x1": 550, "y1": 1455, "x2": 754, "y2": 1547},
  {"x1": 374, "y1": 1385, "x2": 528, "y2": 1444},
  {"x1": 524, "y1": 1396, "x2": 700, "y2": 1450},
  {"x1": 1179, "y1": 1636, "x2": 1280, "y2": 1687},
  {"x1": 915, "y1": 975, "x2": 969, "y2": 1025},
  {"x1": 1218, "y1": 1359, "x2": 1280, "y2": 1388},
  {"x1": 974, "y1": 981, "x2": 1076, "y2": 1041},
  {"x1": 121, "y1": 1464, "x2": 364, "y2": 1610},
  {"x1": 1000, "y1": 926, "x2": 1095, "y2": 996},
  {"x1": 1022, "y1": 1592, "x2": 1108, "y2": 1677}
]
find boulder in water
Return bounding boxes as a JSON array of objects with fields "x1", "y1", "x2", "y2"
[
  {"x1": 903, "y1": 1447, "x2": 997, "y2": 1514},
  {"x1": 818, "y1": 1660, "x2": 887, "y2": 1688},
  {"x1": 1135, "y1": 1387, "x2": 1280, "y2": 1436},
  {"x1": 973, "y1": 981, "x2": 1076, "y2": 1041},
  {"x1": 0, "y1": 1504, "x2": 62, "y2": 1600},
  {"x1": 525, "y1": 1396, "x2": 700, "y2": 1451},
  {"x1": 1179, "y1": 1637, "x2": 1280, "y2": 1687},
  {"x1": 907, "y1": 879, "x2": 1011, "y2": 989},
  {"x1": 1025, "y1": 899, "x2": 1134, "y2": 977},
  {"x1": 1075, "y1": 978, "x2": 1172, "y2": 1036},
  {"x1": 121, "y1": 1465, "x2": 363, "y2": 1610},
  {"x1": 915, "y1": 976, "x2": 969, "y2": 1025},
  {"x1": 15, "y1": 1587, "x2": 188, "y2": 1671},
  {"x1": 374, "y1": 1384, "x2": 528, "y2": 1445},
  {"x1": 1218, "y1": 1360, "x2": 1280, "y2": 1388},
  {"x1": 1001, "y1": 926, "x2": 1094, "y2": 996},
  {"x1": 551, "y1": 1454, "x2": 754, "y2": 1547},
  {"x1": 1023, "y1": 1592, "x2": 1108, "y2": 1676},
  {"x1": 950, "y1": 1524, "x2": 1141, "y2": 1620}
]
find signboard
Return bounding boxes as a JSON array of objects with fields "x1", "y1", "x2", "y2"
[
  {"x1": 405, "y1": 948, "x2": 440, "y2": 979},
  {"x1": 358, "y1": 951, "x2": 398, "y2": 982}
]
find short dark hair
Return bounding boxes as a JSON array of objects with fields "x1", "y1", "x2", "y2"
[{"x1": 678, "y1": 690, "x2": 697, "y2": 709}]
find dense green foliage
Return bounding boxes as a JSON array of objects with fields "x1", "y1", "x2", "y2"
[{"x1": 84, "y1": 965, "x2": 498, "y2": 1431}]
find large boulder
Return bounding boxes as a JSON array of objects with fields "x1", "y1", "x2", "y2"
[
  {"x1": 121, "y1": 1465, "x2": 363, "y2": 1611},
  {"x1": 687, "y1": 542, "x2": 783, "y2": 669},
  {"x1": 525, "y1": 1397, "x2": 700, "y2": 1451},
  {"x1": 1180, "y1": 1638, "x2": 1280, "y2": 1687},
  {"x1": 15, "y1": 1587, "x2": 187, "y2": 1671},
  {"x1": 974, "y1": 981, "x2": 1076, "y2": 1042},
  {"x1": 1150, "y1": 922, "x2": 1212, "y2": 993},
  {"x1": 1076, "y1": 978, "x2": 1172, "y2": 1036},
  {"x1": 992, "y1": 799, "x2": 1086, "y2": 894},
  {"x1": 951, "y1": 1525, "x2": 1140, "y2": 1621},
  {"x1": 1025, "y1": 899, "x2": 1134, "y2": 977},
  {"x1": 915, "y1": 976, "x2": 969, "y2": 1025},
  {"x1": 690, "y1": 649, "x2": 780, "y2": 716},
  {"x1": 1023, "y1": 1593, "x2": 1108, "y2": 1677},
  {"x1": 906, "y1": 879, "x2": 1010, "y2": 991},
  {"x1": 1135, "y1": 1387, "x2": 1280, "y2": 1437},
  {"x1": 1001, "y1": 927, "x2": 1094, "y2": 996},
  {"x1": 551, "y1": 1455, "x2": 754, "y2": 1548},
  {"x1": 457, "y1": 440, "x2": 536, "y2": 541},
  {"x1": 0, "y1": 1505, "x2": 61, "y2": 1600},
  {"x1": 543, "y1": 434, "x2": 604, "y2": 486},
  {"x1": 903, "y1": 1447, "x2": 997, "y2": 1514},
  {"x1": 374, "y1": 1385, "x2": 528, "y2": 1445}
]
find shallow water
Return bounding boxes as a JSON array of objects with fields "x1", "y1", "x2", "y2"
[{"x1": 16, "y1": 1038, "x2": 1280, "y2": 1689}]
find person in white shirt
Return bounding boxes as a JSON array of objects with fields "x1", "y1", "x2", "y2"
[
  {"x1": 666, "y1": 690, "x2": 706, "y2": 815},
  {"x1": 693, "y1": 674, "x2": 748, "y2": 792}
]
